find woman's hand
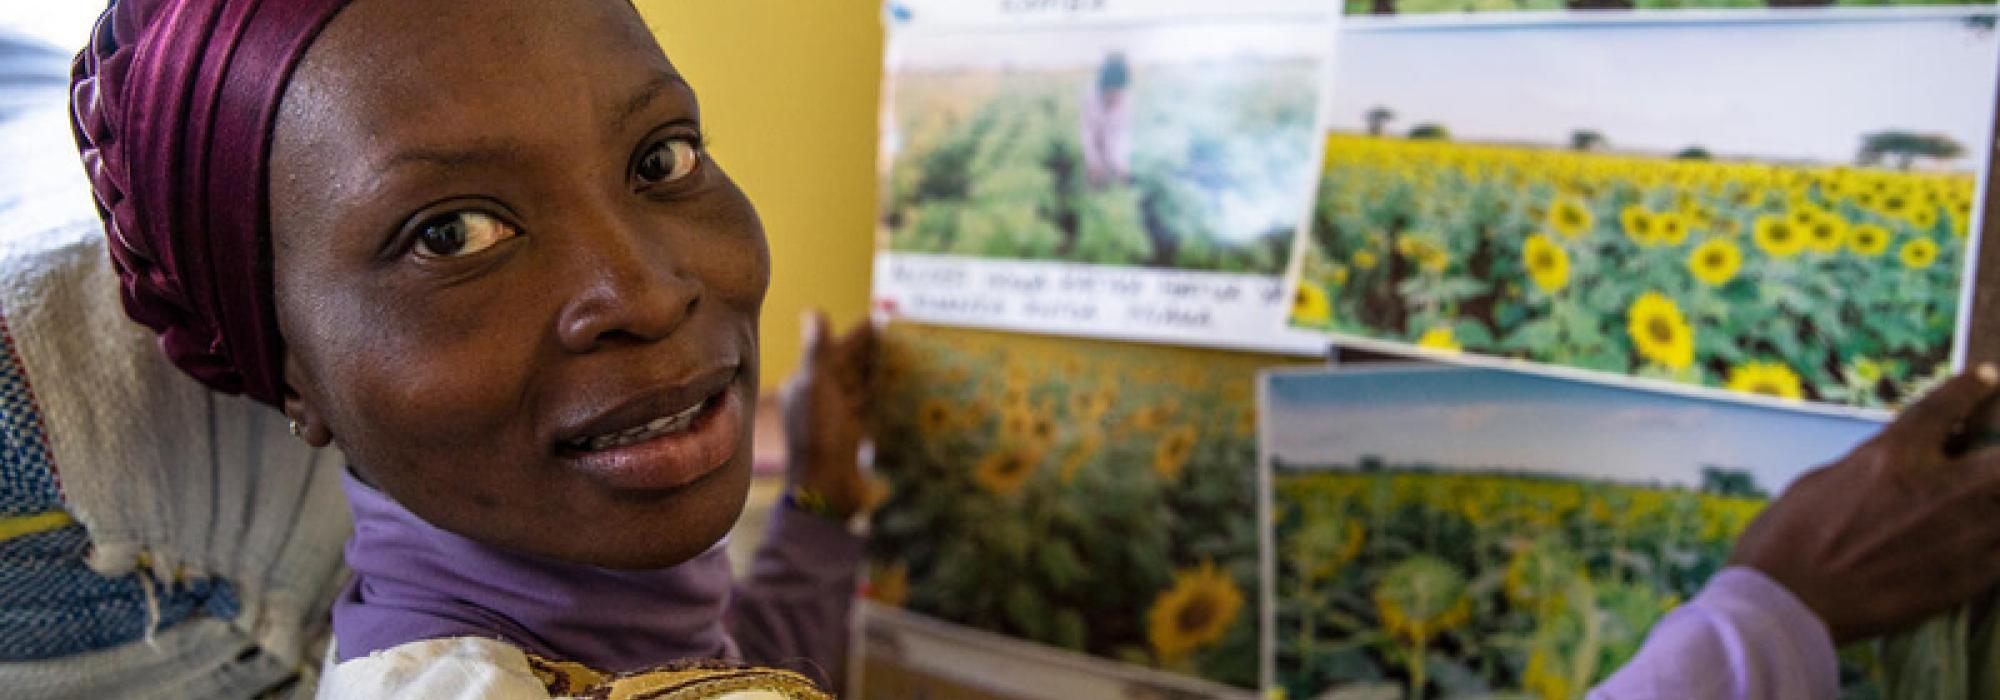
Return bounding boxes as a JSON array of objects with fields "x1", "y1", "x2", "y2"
[
  {"x1": 778, "y1": 310, "x2": 877, "y2": 520},
  {"x1": 1729, "y1": 365, "x2": 2000, "y2": 644}
]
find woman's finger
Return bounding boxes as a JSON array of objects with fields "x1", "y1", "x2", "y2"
[
  {"x1": 1876, "y1": 364, "x2": 2000, "y2": 451},
  {"x1": 798, "y1": 308, "x2": 831, "y2": 366}
]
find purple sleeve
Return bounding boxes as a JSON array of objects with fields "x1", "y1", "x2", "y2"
[
  {"x1": 1590, "y1": 567, "x2": 1839, "y2": 700},
  {"x1": 726, "y1": 498, "x2": 865, "y2": 691}
]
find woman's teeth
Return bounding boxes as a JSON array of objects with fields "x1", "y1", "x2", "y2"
[{"x1": 574, "y1": 399, "x2": 708, "y2": 452}]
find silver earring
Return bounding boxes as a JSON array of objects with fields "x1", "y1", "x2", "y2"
[{"x1": 288, "y1": 419, "x2": 303, "y2": 438}]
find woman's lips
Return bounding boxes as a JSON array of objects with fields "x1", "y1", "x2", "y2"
[{"x1": 562, "y1": 384, "x2": 743, "y2": 492}]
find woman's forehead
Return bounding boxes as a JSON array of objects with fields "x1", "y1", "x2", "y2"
[
  {"x1": 277, "y1": 0, "x2": 684, "y2": 186},
  {"x1": 290, "y1": 0, "x2": 676, "y2": 136}
]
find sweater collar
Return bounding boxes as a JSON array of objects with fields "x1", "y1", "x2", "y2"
[{"x1": 330, "y1": 470, "x2": 737, "y2": 670}]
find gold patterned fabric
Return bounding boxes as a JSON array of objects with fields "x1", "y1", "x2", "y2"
[{"x1": 523, "y1": 655, "x2": 833, "y2": 700}]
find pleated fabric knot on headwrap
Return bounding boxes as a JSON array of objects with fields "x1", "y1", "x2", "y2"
[{"x1": 69, "y1": 0, "x2": 354, "y2": 408}]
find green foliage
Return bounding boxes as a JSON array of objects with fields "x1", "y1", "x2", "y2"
[
  {"x1": 1275, "y1": 468, "x2": 1764, "y2": 699},
  {"x1": 882, "y1": 62, "x2": 1315, "y2": 274}
]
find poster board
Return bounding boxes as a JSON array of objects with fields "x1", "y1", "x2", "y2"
[
  {"x1": 1284, "y1": 7, "x2": 2000, "y2": 413},
  {"x1": 871, "y1": 0, "x2": 1336, "y2": 354}
]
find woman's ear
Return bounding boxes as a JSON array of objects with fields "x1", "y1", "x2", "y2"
[{"x1": 281, "y1": 352, "x2": 335, "y2": 448}]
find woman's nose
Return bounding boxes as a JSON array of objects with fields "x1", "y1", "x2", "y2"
[{"x1": 552, "y1": 206, "x2": 701, "y2": 354}]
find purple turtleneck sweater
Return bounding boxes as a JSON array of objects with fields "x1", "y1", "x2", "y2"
[{"x1": 331, "y1": 470, "x2": 864, "y2": 689}]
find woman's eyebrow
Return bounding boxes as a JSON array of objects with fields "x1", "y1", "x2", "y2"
[
  {"x1": 376, "y1": 71, "x2": 687, "y2": 174},
  {"x1": 383, "y1": 139, "x2": 527, "y2": 172},
  {"x1": 613, "y1": 70, "x2": 690, "y2": 131}
]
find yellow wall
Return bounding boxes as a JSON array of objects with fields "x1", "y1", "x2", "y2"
[{"x1": 636, "y1": 2, "x2": 883, "y2": 391}]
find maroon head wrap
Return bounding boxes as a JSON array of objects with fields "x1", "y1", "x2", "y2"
[{"x1": 69, "y1": 0, "x2": 353, "y2": 408}]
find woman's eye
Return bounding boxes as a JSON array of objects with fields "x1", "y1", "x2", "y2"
[
  {"x1": 413, "y1": 210, "x2": 517, "y2": 259},
  {"x1": 634, "y1": 136, "x2": 701, "y2": 185}
]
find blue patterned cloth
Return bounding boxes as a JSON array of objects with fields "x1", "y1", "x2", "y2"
[
  {"x1": 0, "y1": 523, "x2": 239, "y2": 660},
  {"x1": 0, "y1": 316, "x2": 239, "y2": 661},
  {"x1": 0, "y1": 322, "x2": 60, "y2": 519}
]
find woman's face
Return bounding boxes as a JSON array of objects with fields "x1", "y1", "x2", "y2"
[{"x1": 269, "y1": 0, "x2": 768, "y2": 569}]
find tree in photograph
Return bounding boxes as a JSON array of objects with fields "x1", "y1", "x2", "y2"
[
  {"x1": 1857, "y1": 131, "x2": 1966, "y2": 170},
  {"x1": 1407, "y1": 123, "x2": 1451, "y2": 141},
  {"x1": 1365, "y1": 105, "x2": 1396, "y2": 137},
  {"x1": 1674, "y1": 146, "x2": 1712, "y2": 161},
  {"x1": 1570, "y1": 129, "x2": 1606, "y2": 152},
  {"x1": 1699, "y1": 465, "x2": 1768, "y2": 499}
]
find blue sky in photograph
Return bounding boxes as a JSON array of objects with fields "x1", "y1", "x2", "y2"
[
  {"x1": 1265, "y1": 367, "x2": 1885, "y2": 494},
  {"x1": 1328, "y1": 15, "x2": 2000, "y2": 166}
]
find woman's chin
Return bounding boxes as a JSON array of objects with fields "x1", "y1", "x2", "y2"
[{"x1": 562, "y1": 451, "x2": 755, "y2": 571}]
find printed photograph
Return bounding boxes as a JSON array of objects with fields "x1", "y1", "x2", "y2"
[
  {"x1": 878, "y1": 21, "x2": 1326, "y2": 276},
  {"x1": 1288, "y1": 16, "x2": 1997, "y2": 410},
  {"x1": 867, "y1": 323, "x2": 1307, "y2": 689},
  {"x1": 1262, "y1": 366, "x2": 1888, "y2": 698},
  {"x1": 1341, "y1": 0, "x2": 1996, "y2": 16}
]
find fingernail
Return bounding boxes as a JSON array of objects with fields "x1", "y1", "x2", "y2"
[
  {"x1": 800, "y1": 310, "x2": 816, "y2": 340},
  {"x1": 1979, "y1": 363, "x2": 1998, "y2": 386}
]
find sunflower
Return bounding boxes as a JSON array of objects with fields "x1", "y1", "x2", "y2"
[
  {"x1": 1653, "y1": 212, "x2": 1690, "y2": 246},
  {"x1": 1353, "y1": 250, "x2": 1378, "y2": 270},
  {"x1": 1880, "y1": 190, "x2": 1915, "y2": 219},
  {"x1": 1753, "y1": 214, "x2": 1806, "y2": 258},
  {"x1": 1522, "y1": 234, "x2": 1569, "y2": 293},
  {"x1": 999, "y1": 405, "x2": 1035, "y2": 443},
  {"x1": 1067, "y1": 385, "x2": 1112, "y2": 422},
  {"x1": 1417, "y1": 326, "x2": 1461, "y2": 353},
  {"x1": 916, "y1": 398, "x2": 955, "y2": 441},
  {"x1": 1851, "y1": 190, "x2": 1880, "y2": 210},
  {"x1": 1523, "y1": 648, "x2": 1571, "y2": 700},
  {"x1": 1687, "y1": 238, "x2": 1741, "y2": 287},
  {"x1": 1145, "y1": 561, "x2": 1244, "y2": 663},
  {"x1": 1290, "y1": 516, "x2": 1365, "y2": 583},
  {"x1": 1129, "y1": 400, "x2": 1173, "y2": 433},
  {"x1": 1399, "y1": 236, "x2": 1450, "y2": 273},
  {"x1": 1027, "y1": 413, "x2": 1058, "y2": 449},
  {"x1": 1620, "y1": 206, "x2": 1657, "y2": 246},
  {"x1": 1626, "y1": 292, "x2": 1694, "y2": 370},
  {"x1": 1901, "y1": 238, "x2": 1939, "y2": 270},
  {"x1": 1849, "y1": 223, "x2": 1890, "y2": 257},
  {"x1": 1850, "y1": 357, "x2": 1884, "y2": 386},
  {"x1": 1373, "y1": 555, "x2": 1471, "y2": 646},
  {"x1": 972, "y1": 448, "x2": 1041, "y2": 497},
  {"x1": 1804, "y1": 213, "x2": 1847, "y2": 254},
  {"x1": 1058, "y1": 431, "x2": 1102, "y2": 484},
  {"x1": 1547, "y1": 195, "x2": 1594, "y2": 238},
  {"x1": 1725, "y1": 361, "x2": 1803, "y2": 400},
  {"x1": 1504, "y1": 541, "x2": 1578, "y2": 613},
  {"x1": 1292, "y1": 283, "x2": 1332, "y2": 326},
  {"x1": 1907, "y1": 199, "x2": 1940, "y2": 232},
  {"x1": 1154, "y1": 424, "x2": 1199, "y2": 480},
  {"x1": 1786, "y1": 205, "x2": 1821, "y2": 231},
  {"x1": 1000, "y1": 384, "x2": 1030, "y2": 413}
]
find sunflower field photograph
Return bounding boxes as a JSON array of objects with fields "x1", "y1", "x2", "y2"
[
  {"x1": 867, "y1": 323, "x2": 1307, "y2": 690},
  {"x1": 1287, "y1": 15, "x2": 1997, "y2": 410},
  {"x1": 878, "y1": 18, "x2": 1326, "y2": 276},
  {"x1": 1261, "y1": 366, "x2": 1891, "y2": 698}
]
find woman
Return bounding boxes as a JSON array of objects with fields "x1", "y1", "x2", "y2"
[{"x1": 72, "y1": 0, "x2": 872, "y2": 696}]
